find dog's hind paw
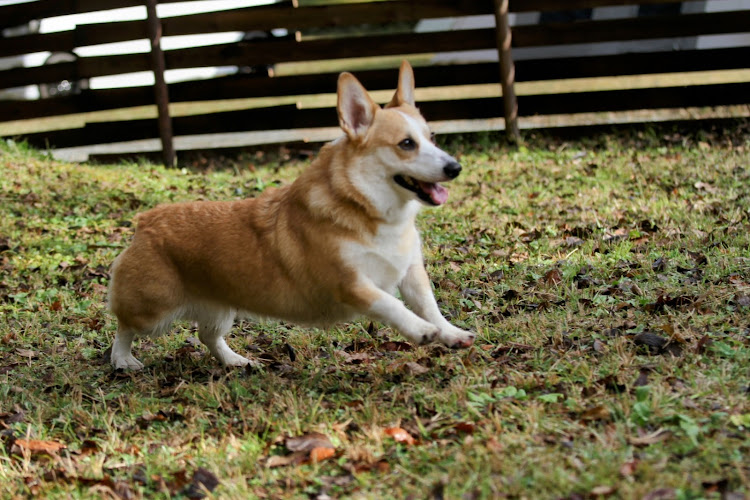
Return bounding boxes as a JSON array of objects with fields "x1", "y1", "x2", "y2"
[
  {"x1": 220, "y1": 351, "x2": 262, "y2": 369},
  {"x1": 112, "y1": 354, "x2": 145, "y2": 371}
]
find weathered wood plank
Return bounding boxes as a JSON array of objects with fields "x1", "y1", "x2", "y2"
[
  {"x1": 3, "y1": 45, "x2": 749, "y2": 122},
  {"x1": 510, "y1": 0, "x2": 683, "y2": 12},
  {"x1": 511, "y1": 10, "x2": 750, "y2": 47},
  {"x1": 0, "y1": 29, "x2": 496, "y2": 90},
  {"x1": 0, "y1": 0, "x2": 487, "y2": 59},
  {"x1": 17, "y1": 82, "x2": 750, "y2": 148},
  {"x1": 0, "y1": 0, "x2": 685, "y2": 29},
  {"x1": 4, "y1": 8, "x2": 747, "y2": 90}
]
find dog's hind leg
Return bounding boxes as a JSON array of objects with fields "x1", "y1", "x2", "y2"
[
  {"x1": 197, "y1": 308, "x2": 259, "y2": 368},
  {"x1": 111, "y1": 328, "x2": 145, "y2": 370}
]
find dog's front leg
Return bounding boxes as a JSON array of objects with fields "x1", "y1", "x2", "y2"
[
  {"x1": 349, "y1": 282, "x2": 441, "y2": 345},
  {"x1": 398, "y1": 263, "x2": 475, "y2": 348}
]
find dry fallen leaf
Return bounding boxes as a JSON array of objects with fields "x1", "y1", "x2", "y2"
[
  {"x1": 620, "y1": 459, "x2": 639, "y2": 477},
  {"x1": 184, "y1": 467, "x2": 220, "y2": 498},
  {"x1": 285, "y1": 432, "x2": 334, "y2": 452},
  {"x1": 544, "y1": 268, "x2": 563, "y2": 287},
  {"x1": 266, "y1": 451, "x2": 307, "y2": 468},
  {"x1": 580, "y1": 405, "x2": 610, "y2": 421},
  {"x1": 402, "y1": 361, "x2": 429, "y2": 375},
  {"x1": 13, "y1": 438, "x2": 66, "y2": 454},
  {"x1": 591, "y1": 485, "x2": 617, "y2": 496},
  {"x1": 384, "y1": 427, "x2": 417, "y2": 445},
  {"x1": 15, "y1": 349, "x2": 37, "y2": 359},
  {"x1": 628, "y1": 429, "x2": 671, "y2": 446},
  {"x1": 309, "y1": 446, "x2": 335, "y2": 463},
  {"x1": 267, "y1": 432, "x2": 336, "y2": 468},
  {"x1": 453, "y1": 422, "x2": 476, "y2": 435}
]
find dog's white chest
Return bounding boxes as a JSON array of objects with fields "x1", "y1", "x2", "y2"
[{"x1": 342, "y1": 222, "x2": 420, "y2": 292}]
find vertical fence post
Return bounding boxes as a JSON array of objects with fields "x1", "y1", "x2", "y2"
[
  {"x1": 493, "y1": 0, "x2": 520, "y2": 144},
  {"x1": 145, "y1": 0, "x2": 176, "y2": 166}
]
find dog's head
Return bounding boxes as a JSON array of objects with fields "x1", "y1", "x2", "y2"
[{"x1": 337, "y1": 61, "x2": 461, "y2": 208}]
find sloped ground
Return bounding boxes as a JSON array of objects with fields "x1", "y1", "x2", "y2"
[{"x1": 0, "y1": 124, "x2": 748, "y2": 499}]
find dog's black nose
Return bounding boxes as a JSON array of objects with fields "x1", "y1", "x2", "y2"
[{"x1": 443, "y1": 160, "x2": 462, "y2": 179}]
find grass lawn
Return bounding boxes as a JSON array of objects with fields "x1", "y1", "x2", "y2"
[{"x1": 0, "y1": 124, "x2": 748, "y2": 499}]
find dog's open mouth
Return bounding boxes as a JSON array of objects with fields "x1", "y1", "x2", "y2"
[{"x1": 394, "y1": 175, "x2": 449, "y2": 206}]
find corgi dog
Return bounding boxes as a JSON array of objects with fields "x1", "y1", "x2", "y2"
[{"x1": 108, "y1": 61, "x2": 475, "y2": 370}]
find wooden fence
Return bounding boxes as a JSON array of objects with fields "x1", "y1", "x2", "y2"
[{"x1": 1, "y1": 0, "x2": 749, "y2": 164}]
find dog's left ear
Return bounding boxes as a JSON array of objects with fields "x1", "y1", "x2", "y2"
[
  {"x1": 338, "y1": 72, "x2": 379, "y2": 140},
  {"x1": 386, "y1": 60, "x2": 416, "y2": 108}
]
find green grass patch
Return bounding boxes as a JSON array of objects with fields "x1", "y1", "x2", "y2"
[{"x1": 1, "y1": 127, "x2": 748, "y2": 499}]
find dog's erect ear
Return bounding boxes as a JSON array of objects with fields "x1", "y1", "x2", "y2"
[
  {"x1": 337, "y1": 72, "x2": 379, "y2": 139},
  {"x1": 386, "y1": 60, "x2": 416, "y2": 109}
]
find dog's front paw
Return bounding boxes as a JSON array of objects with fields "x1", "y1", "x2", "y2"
[
  {"x1": 438, "y1": 326, "x2": 475, "y2": 349},
  {"x1": 401, "y1": 321, "x2": 440, "y2": 346},
  {"x1": 419, "y1": 326, "x2": 440, "y2": 345}
]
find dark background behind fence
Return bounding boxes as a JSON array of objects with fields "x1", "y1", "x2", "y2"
[{"x1": 1, "y1": 0, "x2": 748, "y2": 164}]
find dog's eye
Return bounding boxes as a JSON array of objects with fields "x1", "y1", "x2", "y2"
[{"x1": 398, "y1": 138, "x2": 416, "y2": 151}]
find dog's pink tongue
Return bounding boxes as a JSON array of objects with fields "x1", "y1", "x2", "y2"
[{"x1": 419, "y1": 181, "x2": 449, "y2": 205}]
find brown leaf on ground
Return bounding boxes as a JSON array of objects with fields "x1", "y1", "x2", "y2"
[
  {"x1": 694, "y1": 334, "x2": 713, "y2": 354},
  {"x1": 453, "y1": 422, "x2": 476, "y2": 435},
  {"x1": 543, "y1": 268, "x2": 563, "y2": 287},
  {"x1": 184, "y1": 467, "x2": 220, "y2": 499},
  {"x1": 592, "y1": 339, "x2": 606, "y2": 353},
  {"x1": 642, "y1": 488, "x2": 676, "y2": 500},
  {"x1": 590, "y1": 485, "x2": 617, "y2": 496},
  {"x1": 619, "y1": 459, "x2": 639, "y2": 477},
  {"x1": 735, "y1": 294, "x2": 750, "y2": 307},
  {"x1": 384, "y1": 427, "x2": 417, "y2": 445},
  {"x1": 265, "y1": 432, "x2": 338, "y2": 467},
  {"x1": 490, "y1": 342, "x2": 534, "y2": 358},
  {"x1": 309, "y1": 446, "x2": 336, "y2": 463},
  {"x1": 520, "y1": 229, "x2": 541, "y2": 243},
  {"x1": 579, "y1": 405, "x2": 610, "y2": 422},
  {"x1": 628, "y1": 429, "x2": 671, "y2": 446},
  {"x1": 285, "y1": 432, "x2": 334, "y2": 452},
  {"x1": 337, "y1": 351, "x2": 374, "y2": 364},
  {"x1": 634, "y1": 367, "x2": 651, "y2": 387},
  {"x1": 15, "y1": 348, "x2": 37, "y2": 359},
  {"x1": 78, "y1": 439, "x2": 99, "y2": 456},
  {"x1": 345, "y1": 458, "x2": 390, "y2": 474},
  {"x1": 380, "y1": 341, "x2": 413, "y2": 352},
  {"x1": 401, "y1": 361, "x2": 429, "y2": 375},
  {"x1": 266, "y1": 451, "x2": 308, "y2": 468},
  {"x1": 0, "y1": 410, "x2": 25, "y2": 426},
  {"x1": 136, "y1": 410, "x2": 184, "y2": 429},
  {"x1": 12, "y1": 438, "x2": 66, "y2": 454}
]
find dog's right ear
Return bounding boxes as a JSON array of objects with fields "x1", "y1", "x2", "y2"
[
  {"x1": 386, "y1": 60, "x2": 415, "y2": 109},
  {"x1": 337, "y1": 72, "x2": 379, "y2": 140}
]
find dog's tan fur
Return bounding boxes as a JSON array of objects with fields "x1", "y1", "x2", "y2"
[{"x1": 108, "y1": 61, "x2": 474, "y2": 370}]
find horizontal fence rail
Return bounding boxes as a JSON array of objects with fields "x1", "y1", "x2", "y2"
[{"x1": 1, "y1": 0, "x2": 749, "y2": 162}]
